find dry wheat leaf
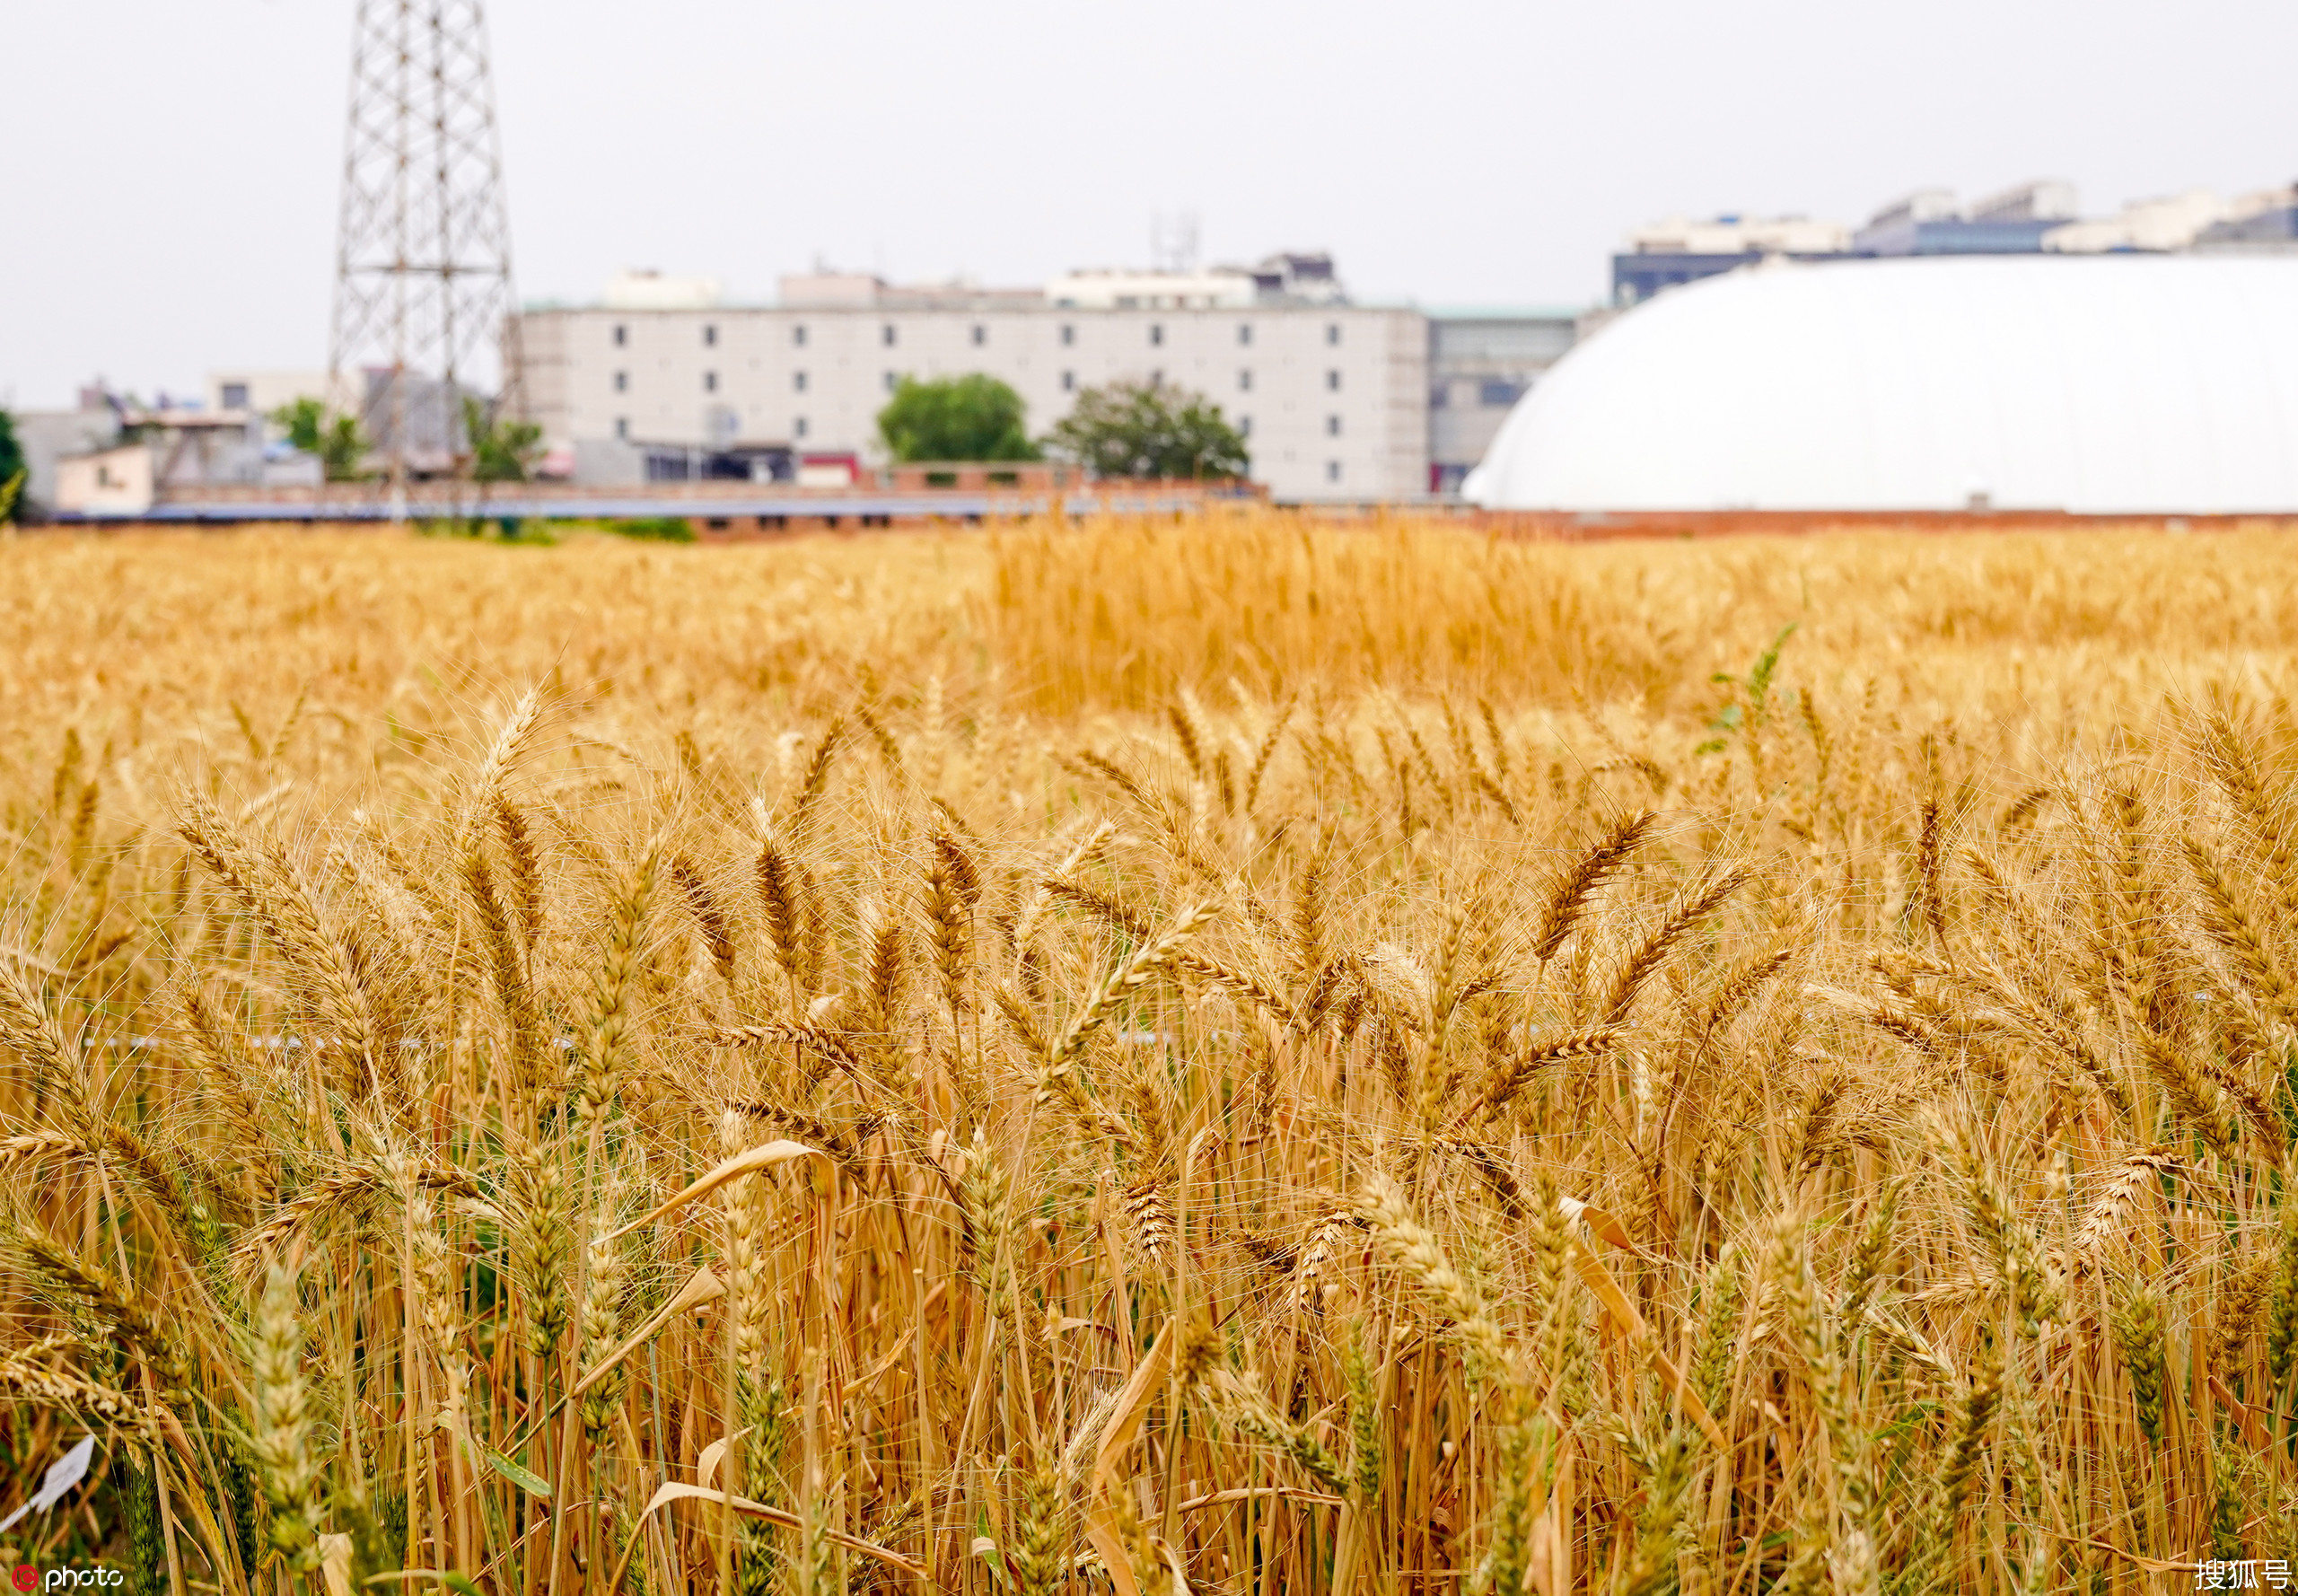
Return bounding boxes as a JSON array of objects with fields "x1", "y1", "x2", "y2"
[{"x1": 604, "y1": 1140, "x2": 829, "y2": 1240}]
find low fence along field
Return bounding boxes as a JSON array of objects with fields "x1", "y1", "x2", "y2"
[{"x1": 6, "y1": 513, "x2": 2298, "y2": 1592}]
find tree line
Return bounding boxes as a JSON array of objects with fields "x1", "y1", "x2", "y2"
[{"x1": 257, "y1": 372, "x2": 1247, "y2": 483}]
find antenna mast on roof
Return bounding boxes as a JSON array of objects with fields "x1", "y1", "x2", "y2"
[
  {"x1": 328, "y1": 0, "x2": 521, "y2": 510},
  {"x1": 1152, "y1": 211, "x2": 1201, "y2": 274}
]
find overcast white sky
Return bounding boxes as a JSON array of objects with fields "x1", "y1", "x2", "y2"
[{"x1": 5, "y1": 0, "x2": 2294, "y2": 408}]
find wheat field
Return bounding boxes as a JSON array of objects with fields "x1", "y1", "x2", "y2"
[{"x1": 6, "y1": 514, "x2": 2298, "y2": 1595}]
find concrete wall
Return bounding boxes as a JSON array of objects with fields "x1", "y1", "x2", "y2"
[
  {"x1": 11, "y1": 407, "x2": 122, "y2": 515},
  {"x1": 56, "y1": 444, "x2": 156, "y2": 516},
  {"x1": 1427, "y1": 312, "x2": 1578, "y2": 495},
  {"x1": 515, "y1": 303, "x2": 1430, "y2": 502},
  {"x1": 205, "y1": 370, "x2": 349, "y2": 418}
]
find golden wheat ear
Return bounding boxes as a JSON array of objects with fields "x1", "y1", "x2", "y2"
[{"x1": 1530, "y1": 807, "x2": 1656, "y2": 968}]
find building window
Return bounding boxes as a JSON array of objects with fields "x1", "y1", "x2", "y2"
[
  {"x1": 1326, "y1": 369, "x2": 1341, "y2": 391},
  {"x1": 613, "y1": 371, "x2": 628, "y2": 392},
  {"x1": 1326, "y1": 323, "x2": 1341, "y2": 346},
  {"x1": 704, "y1": 324, "x2": 718, "y2": 346},
  {"x1": 881, "y1": 324, "x2": 898, "y2": 346},
  {"x1": 615, "y1": 417, "x2": 628, "y2": 439},
  {"x1": 884, "y1": 372, "x2": 899, "y2": 392},
  {"x1": 221, "y1": 382, "x2": 250, "y2": 409},
  {"x1": 971, "y1": 324, "x2": 987, "y2": 346},
  {"x1": 1326, "y1": 415, "x2": 1341, "y2": 436},
  {"x1": 794, "y1": 417, "x2": 808, "y2": 439},
  {"x1": 1327, "y1": 460, "x2": 1342, "y2": 482},
  {"x1": 613, "y1": 324, "x2": 627, "y2": 346},
  {"x1": 1060, "y1": 323, "x2": 1075, "y2": 346},
  {"x1": 1151, "y1": 369, "x2": 1163, "y2": 387},
  {"x1": 1478, "y1": 379, "x2": 1524, "y2": 407},
  {"x1": 1061, "y1": 371, "x2": 1074, "y2": 391},
  {"x1": 1238, "y1": 415, "x2": 1252, "y2": 437},
  {"x1": 1238, "y1": 324, "x2": 1253, "y2": 346},
  {"x1": 1430, "y1": 381, "x2": 1451, "y2": 409},
  {"x1": 1149, "y1": 324, "x2": 1163, "y2": 346},
  {"x1": 793, "y1": 324, "x2": 807, "y2": 347},
  {"x1": 794, "y1": 371, "x2": 808, "y2": 392},
  {"x1": 1239, "y1": 369, "x2": 1252, "y2": 392},
  {"x1": 704, "y1": 371, "x2": 719, "y2": 393}
]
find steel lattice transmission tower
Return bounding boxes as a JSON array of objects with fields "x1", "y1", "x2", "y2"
[{"x1": 329, "y1": 0, "x2": 522, "y2": 484}]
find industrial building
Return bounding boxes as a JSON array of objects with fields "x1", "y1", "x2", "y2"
[
  {"x1": 516, "y1": 255, "x2": 1438, "y2": 502},
  {"x1": 1425, "y1": 309, "x2": 1582, "y2": 495},
  {"x1": 1469, "y1": 254, "x2": 2298, "y2": 514},
  {"x1": 1611, "y1": 179, "x2": 2298, "y2": 304}
]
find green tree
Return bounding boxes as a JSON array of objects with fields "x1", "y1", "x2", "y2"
[
  {"x1": 268, "y1": 396, "x2": 370, "y2": 481},
  {"x1": 0, "y1": 408, "x2": 23, "y2": 523},
  {"x1": 1044, "y1": 379, "x2": 1249, "y2": 480},
  {"x1": 464, "y1": 397, "x2": 544, "y2": 483},
  {"x1": 876, "y1": 373, "x2": 1040, "y2": 462}
]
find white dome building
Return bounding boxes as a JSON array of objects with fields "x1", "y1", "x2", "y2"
[{"x1": 1466, "y1": 255, "x2": 2298, "y2": 514}]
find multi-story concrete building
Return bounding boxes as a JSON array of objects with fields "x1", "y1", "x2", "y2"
[
  {"x1": 1425, "y1": 310, "x2": 1580, "y2": 495},
  {"x1": 515, "y1": 257, "x2": 1430, "y2": 501}
]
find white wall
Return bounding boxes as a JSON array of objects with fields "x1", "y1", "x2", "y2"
[
  {"x1": 56, "y1": 445, "x2": 156, "y2": 515},
  {"x1": 206, "y1": 370, "x2": 354, "y2": 417}
]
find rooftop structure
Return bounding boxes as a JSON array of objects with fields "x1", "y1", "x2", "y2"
[
  {"x1": 1622, "y1": 215, "x2": 1851, "y2": 257},
  {"x1": 206, "y1": 370, "x2": 355, "y2": 418},
  {"x1": 1968, "y1": 179, "x2": 2082, "y2": 223},
  {"x1": 1850, "y1": 181, "x2": 2077, "y2": 256},
  {"x1": 1601, "y1": 176, "x2": 2298, "y2": 303},
  {"x1": 603, "y1": 270, "x2": 725, "y2": 311},
  {"x1": 779, "y1": 271, "x2": 1051, "y2": 311},
  {"x1": 2046, "y1": 187, "x2": 2298, "y2": 254},
  {"x1": 2197, "y1": 186, "x2": 2298, "y2": 251},
  {"x1": 1609, "y1": 177, "x2": 2298, "y2": 306},
  {"x1": 1470, "y1": 254, "x2": 2298, "y2": 514},
  {"x1": 2043, "y1": 189, "x2": 2227, "y2": 253},
  {"x1": 1045, "y1": 268, "x2": 1259, "y2": 311},
  {"x1": 1045, "y1": 251, "x2": 1345, "y2": 310},
  {"x1": 1611, "y1": 212, "x2": 1856, "y2": 306}
]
